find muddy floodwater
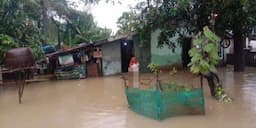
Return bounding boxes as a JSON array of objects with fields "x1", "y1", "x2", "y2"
[{"x1": 0, "y1": 66, "x2": 256, "y2": 128}]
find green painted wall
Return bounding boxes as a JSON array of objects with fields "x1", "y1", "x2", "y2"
[{"x1": 151, "y1": 29, "x2": 182, "y2": 66}]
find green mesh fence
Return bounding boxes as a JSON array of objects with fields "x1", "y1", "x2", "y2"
[{"x1": 125, "y1": 88, "x2": 205, "y2": 120}]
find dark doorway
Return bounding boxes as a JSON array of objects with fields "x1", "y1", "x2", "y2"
[
  {"x1": 182, "y1": 38, "x2": 192, "y2": 68},
  {"x1": 121, "y1": 40, "x2": 134, "y2": 72}
]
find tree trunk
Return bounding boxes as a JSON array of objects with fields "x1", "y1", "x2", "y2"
[
  {"x1": 57, "y1": 26, "x2": 61, "y2": 49},
  {"x1": 233, "y1": 31, "x2": 245, "y2": 72},
  {"x1": 147, "y1": 0, "x2": 150, "y2": 8},
  {"x1": 203, "y1": 72, "x2": 221, "y2": 97},
  {"x1": 182, "y1": 37, "x2": 192, "y2": 68}
]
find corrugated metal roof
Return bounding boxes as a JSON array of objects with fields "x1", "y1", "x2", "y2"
[{"x1": 45, "y1": 33, "x2": 136, "y2": 57}]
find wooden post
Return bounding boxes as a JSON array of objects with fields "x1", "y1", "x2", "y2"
[{"x1": 16, "y1": 71, "x2": 25, "y2": 104}]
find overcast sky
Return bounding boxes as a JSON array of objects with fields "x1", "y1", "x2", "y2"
[{"x1": 74, "y1": 0, "x2": 143, "y2": 34}]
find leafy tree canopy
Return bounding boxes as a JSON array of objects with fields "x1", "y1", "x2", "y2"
[
  {"x1": 0, "y1": 0, "x2": 111, "y2": 62},
  {"x1": 117, "y1": 0, "x2": 256, "y2": 71},
  {"x1": 117, "y1": 0, "x2": 256, "y2": 47}
]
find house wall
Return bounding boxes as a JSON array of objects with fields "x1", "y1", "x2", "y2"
[
  {"x1": 101, "y1": 41, "x2": 122, "y2": 76},
  {"x1": 151, "y1": 29, "x2": 182, "y2": 66},
  {"x1": 133, "y1": 35, "x2": 151, "y2": 73}
]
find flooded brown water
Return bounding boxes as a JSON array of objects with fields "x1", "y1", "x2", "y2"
[{"x1": 0, "y1": 66, "x2": 256, "y2": 128}]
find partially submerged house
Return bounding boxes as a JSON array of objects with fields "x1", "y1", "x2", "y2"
[
  {"x1": 150, "y1": 30, "x2": 184, "y2": 70},
  {"x1": 45, "y1": 43, "x2": 101, "y2": 79},
  {"x1": 41, "y1": 30, "x2": 189, "y2": 79},
  {"x1": 95, "y1": 37, "x2": 133, "y2": 76},
  {"x1": 95, "y1": 31, "x2": 187, "y2": 76}
]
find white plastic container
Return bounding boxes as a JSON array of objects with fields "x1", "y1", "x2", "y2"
[{"x1": 128, "y1": 64, "x2": 139, "y2": 88}]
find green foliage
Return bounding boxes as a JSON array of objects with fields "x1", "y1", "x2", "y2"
[
  {"x1": 206, "y1": 0, "x2": 256, "y2": 34},
  {"x1": 117, "y1": 0, "x2": 256, "y2": 56},
  {"x1": 0, "y1": 0, "x2": 111, "y2": 62},
  {"x1": 148, "y1": 63, "x2": 178, "y2": 77},
  {"x1": 0, "y1": 34, "x2": 17, "y2": 64},
  {"x1": 147, "y1": 63, "x2": 191, "y2": 92},
  {"x1": 0, "y1": 0, "x2": 48, "y2": 62},
  {"x1": 26, "y1": 39, "x2": 43, "y2": 61},
  {"x1": 214, "y1": 85, "x2": 225, "y2": 99},
  {"x1": 59, "y1": 9, "x2": 111, "y2": 46},
  {"x1": 81, "y1": 0, "x2": 120, "y2": 5},
  {"x1": 147, "y1": 63, "x2": 161, "y2": 75},
  {"x1": 214, "y1": 84, "x2": 232, "y2": 102},
  {"x1": 116, "y1": 0, "x2": 196, "y2": 49},
  {"x1": 163, "y1": 82, "x2": 192, "y2": 92},
  {"x1": 170, "y1": 67, "x2": 177, "y2": 76},
  {"x1": 148, "y1": 81, "x2": 192, "y2": 92},
  {"x1": 117, "y1": 11, "x2": 138, "y2": 35},
  {"x1": 188, "y1": 26, "x2": 220, "y2": 75}
]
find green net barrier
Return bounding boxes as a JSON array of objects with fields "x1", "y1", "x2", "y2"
[{"x1": 125, "y1": 88, "x2": 205, "y2": 120}]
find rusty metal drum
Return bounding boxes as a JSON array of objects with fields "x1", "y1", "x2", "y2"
[{"x1": 5, "y1": 47, "x2": 35, "y2": 69}]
